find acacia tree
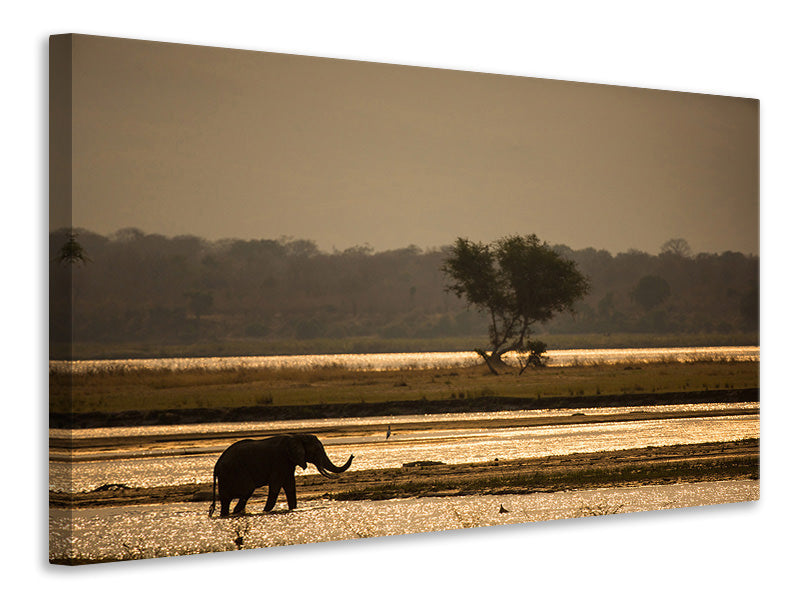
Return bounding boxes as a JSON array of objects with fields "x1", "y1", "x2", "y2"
[
  {"x1": 660, "y1": 238, "x2": 692, "y2": 258},
  {"x1": 442, "y1": 235, "x2": 589, "y2": 374}
]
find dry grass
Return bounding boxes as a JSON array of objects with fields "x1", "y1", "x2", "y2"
[{"x1": 50, "y1": 359, "x2": 759, "y2": 415}]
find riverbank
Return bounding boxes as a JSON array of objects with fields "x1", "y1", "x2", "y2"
[
  {"x1": 50, "y1": 438, "x2": 759, "y2": 509},
  {"x1": 51, "y1": 388, "x2": 758, "y2": 429},
  {"x1": 50, "y1": 357, "x2": 759, "y2": 428}
]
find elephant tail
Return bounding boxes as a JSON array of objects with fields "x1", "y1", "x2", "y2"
[{"x1": 208, "y1": 472, "x2": 217, "y2": 518}]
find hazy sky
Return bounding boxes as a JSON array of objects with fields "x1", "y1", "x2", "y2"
[{"x1": 54, "y1": 34, "x2": 759, "y2": 255}]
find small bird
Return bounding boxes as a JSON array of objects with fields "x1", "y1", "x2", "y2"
[
  {"x1": 386, "y1": 424, "x2": 391, "y2": 439},
  {"x1": 499, "y1": 504, "x2": 510, "y2": 514}
]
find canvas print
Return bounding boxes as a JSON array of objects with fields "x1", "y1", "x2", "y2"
[{"x1": 49, "y1": 34, "x2": 759, "y2": 565}]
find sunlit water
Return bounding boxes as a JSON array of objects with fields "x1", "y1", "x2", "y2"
[
  {"x1": 49, "y1": 480, "x2": 759, "y2": 563},
  {"x1": 50, "y1": 346, "x2": 759, "y2": 374},
  {"x1": 50, "y1": 403, "x2": 759, "y2": 493},
  {"x1": 51, "y1": 402, "x2": 759, "y2": 443},
  {"x1": 48, "y1": 346, "x2": 760, "y2": 563}
]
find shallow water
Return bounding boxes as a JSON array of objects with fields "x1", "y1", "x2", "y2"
[
  {"x1": 50, "y1": 405, "x2": 759, "y2": 493},
  {"x1": 51, "y1": 401, "x2": 759, "y2": 443},
  {"x1": 50, "y1": 346, "x2": 759, "y2": 374},
  {"x1": 49, "y1": 480, "x2": 759, "y2": 563}
]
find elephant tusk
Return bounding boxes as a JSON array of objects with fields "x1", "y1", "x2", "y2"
[{"x1": 317, "y1": 467, "x2": 339, "y2": 479}]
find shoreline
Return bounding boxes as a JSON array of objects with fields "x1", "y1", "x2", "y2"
[
  {"x1": 51, "y1": 387, "x2": 758, "y2": 429},
  {"x1": 51, "y1": 334, "x2": 760, "y2": 362}
]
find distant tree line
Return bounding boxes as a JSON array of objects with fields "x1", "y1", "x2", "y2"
[{"x1": 50, "y1": 228, "x2": 758, "y2": 348}]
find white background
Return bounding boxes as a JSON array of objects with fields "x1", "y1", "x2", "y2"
[{"x1": 4, "y1": 1, "x2": 796, "y2": 598}]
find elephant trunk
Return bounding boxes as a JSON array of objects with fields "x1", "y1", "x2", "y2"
[{"x1": 314, "y1": 451, "x2": 354, "y2": 479}]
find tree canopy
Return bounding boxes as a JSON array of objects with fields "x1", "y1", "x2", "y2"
[
  {"x1": 442, "y1": 235, "x2": 589, "y2": 373},
  {"x1": 660, "y1": 238, "x2": 692, "y2": 258},
  {"x1": 48, "y1": 228, "x2": 758, "y2": 357},
  {"x1": 56, "y1": 230, "x2": 90, "y2": 266},
  {"x1": 631, "y1": 275, "x2": 671, "y2": 311}
]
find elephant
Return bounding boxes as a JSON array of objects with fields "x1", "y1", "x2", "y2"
[{"x1": 208, "y1": 433, "x2": 354, "y2": 517}]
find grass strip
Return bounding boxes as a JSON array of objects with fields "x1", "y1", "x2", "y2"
[
  {"x1": 332, "y1": 456, "x2": 759, "y2": 501},
  {"x1": 50, "y1": 359, "x2": 759, "y2": 426}
]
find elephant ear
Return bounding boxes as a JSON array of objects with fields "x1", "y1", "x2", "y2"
[{"x1": 286, "y1": 436, "x2": 307, "y2": 469}]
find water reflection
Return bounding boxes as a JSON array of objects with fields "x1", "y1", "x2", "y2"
[
  {"x1": 51, "y1": 411, "x2": 758, "y2": 493},
  {"x1": 50, "y1": 346, "x2": 759, "y2": 374},
  {"x1": 49, "y1": 480, "x2": 758, "y2": 563},
  {"x1": 52, "y1": 402, "x2": 758, "y2": 441}
]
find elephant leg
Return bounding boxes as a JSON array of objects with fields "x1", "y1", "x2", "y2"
[
  {"x1": 219, "y1": 494, "x2": 232, "y2": 518},
  {"x1": 232, "y1": 492, "x2": 252, "y2": 515},
  {"x1": 264, "y1": 483, "x2": 281, "y2": 512},
  {"x1": 284, "y1": 476, "x2": 298, "y2": 511}
]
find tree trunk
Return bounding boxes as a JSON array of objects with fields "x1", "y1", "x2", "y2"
[{"x1": 475, "y1": 349, "x2": 507, "y2": 375}]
